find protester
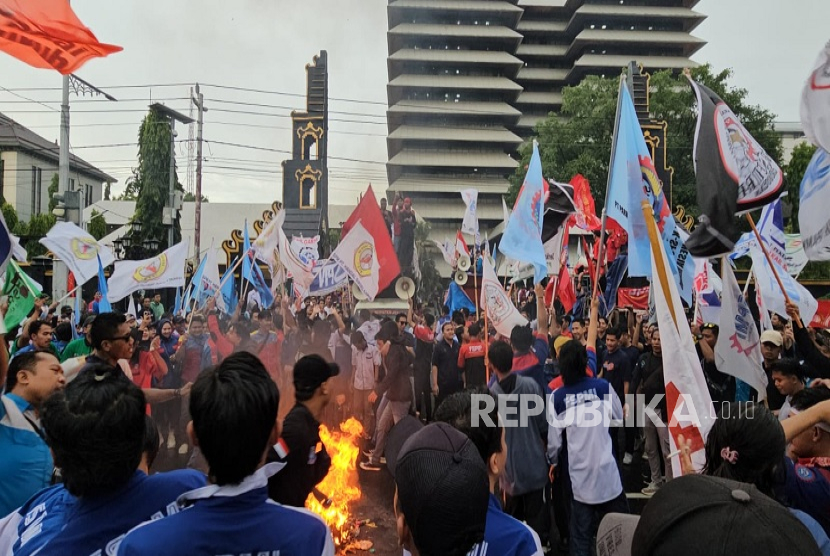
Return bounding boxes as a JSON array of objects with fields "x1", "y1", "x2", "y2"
[
  {"x1": 150, "y1": 293, "x2": 165, "y2": 320},
  {"x1": 756, "y1": 329, "x2": 786, "y2": 409},
  {"x1": 489, "y1": 340, "x2": 550, "y2": 547},
  {"x1": 154, "y1": 318, "x2": 182, "y2": 449},
  {"x1": 772, "y1": 358, "x2": 807, "y2": 420},
  {"x1": 694, "y1": 322, "x2": 736, "y2": 406},
  {"x1": 431, "y1": 321, "x2": 461, "y2": 409},
  {"x1": 267, "y1": 354, "x2": 336, "y2": 506},
  {"x1": 510, "y1": 284, "x2": 550, "y2": 394},
  {"x1": 126, "y1": 328, "x2": 168, "y2": 392},
  {"x1": 117, "y1": 352, "x2": 334, "y2": 556},
  {"x1": 11, "y1": 320, "x2": 59, "y2": 360},
  {"x1": 392, "y1": 422, "x2": 489, "y2": 556},
  {"x1": 0, "y1": 366, "x2": 206, "y2": 556},
  {"x1": 548, "y1": 296, "x2": 628, "y2": 556},
  {"x1": 60, "y1": 315, "x2": 95, "y2": 362},
  {"x1": 458, "y1": 322, "x2": 486, "y2": 389},
  {"x1": 435, "y1": 388, "x2": 544, "y2": 556},
  {"x1": 635, "y1": 327, "x2": 670, "y2": 496},
  {"x1": 599, "y1": 325, "x2": 632, "y2": 463},
  {"x1": 411, "y1": 309, "x2": 436, "y2": 422},
  {"x1": 351, "y1": 330, "x2": 379, "y2": 438},
  {"x1": 0, "y1": 352, "x2": 65, "y2": 516}
]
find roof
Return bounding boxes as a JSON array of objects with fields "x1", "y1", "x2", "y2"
[
  {"x1": 388, "y1": 23, "x2": 523, "y2": 40},
  {"x1": 515, "y1": 114, "x2": 547, "y2": 129},
  {"x1": 575, "y1": 4, "x2": 706, "y2": 22},
  {"x1": 0, "y1": 112, "x2": 117, "y2": 183},
  {"x1": 572, "y1": 54, "x2": 700, "y2": 71},
  {"x1": 389, "y1": 0, "x2": 523, "y2": 14},
  {"x1": 389, "y1": 48, "x2": 523, "y2": 67},
  {"x1": 388, "y1": 124, "x2": 522, "y2": 143},
  {"x1": 517, "y1": 20, "x2": 568, "y2": 33},
  {"x1": 388, "y1": 174, "x2": 511, "y2": 194},
  {"x1": 388, "y1": 150, "x2": 518, "y2": 169},
  {"x1": 387, "y1": 100, "x2": 521, "y2": 117},
  {"x1": 388, "y1": 74, "x2": 523, "y2": 91}
]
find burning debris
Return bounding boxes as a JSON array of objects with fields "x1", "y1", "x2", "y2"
[{"x1": 307, "y1": 417, "x2": 364, "y2": 547}]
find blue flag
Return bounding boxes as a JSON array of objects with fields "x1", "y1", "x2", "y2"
[
  {"x1": 72, "y1": 289, "x2": 81, "y2": 340},
  {"x1": 445, "y1": 281, "x2": 476, "y2": 315},
  {"x1": 800, "y1": 148, "x2": 830, "y2": 261},
  {"x1": 96, "y1": 256, "x2": 113, "y2": 313},
  {"x1": 499, "y1": 142, "x2": 548, "y2": 283},
  {"x1": 185, "y1": 256, "x2": 207, "y2": 312},
  {"x1": 173, "y1": 287, "x2": 182, "y2": 316},
  {"x1": 605, "y1": 85, "x2": 694, "y2": 304},
  {"x1": 603, "y1": 254, "x2": 628, "y2": 314},
  {"x1": 220, "y1": 260, "x2": 238, "y2": 315},
  {"x1": 242, "y1": 221, "x2": 274, "y2": 309}
]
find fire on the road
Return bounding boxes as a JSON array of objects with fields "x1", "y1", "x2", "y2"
[{"x1": 306, "y1": 418, "x2": 364, "y2": 546}]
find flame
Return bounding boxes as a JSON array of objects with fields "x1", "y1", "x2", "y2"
[{"x1": 306, "y1": 417, "x2": 364, "y2": 546}]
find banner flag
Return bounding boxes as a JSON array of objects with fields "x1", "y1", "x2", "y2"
[
  {"x1": 330, "y1": 221, "x2": 380, "y2": 301},
  {"x1": 242, "y1": 222, "x2": 274, "y2": 309},
  {"x1": 801, "y1": 40, "x2": 830, "y2": 153},
  {"x1": 461, "y1": 189, "x2": 479, "y2": 242},
  {"x1": 96, "y1": 256, "x2": 112, "y2": 313},
  {"x1": 106, "y1": 242, "x2": 188, "y2": 302},
  {"x1": 750, "y1": 245, "x2": 818, "y2": 323},
  {"x1": 308, "y1": 258, "x2": 350, "y2": 297},
  {"x1": 40, "y1": 222, "x2": 115, "y2": 284},
  {"x1": 2, "y1": 260, "x2": 41, "y2": 330},
  {"x1": 799, "y1": 148, "x2": 830, "y2": 261},
  {"x1": 481, "y1": 254, "x2": 526, "y2": 336}
]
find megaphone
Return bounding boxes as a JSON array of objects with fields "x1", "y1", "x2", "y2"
[
  {"x1": 352, "y1": 282, "x2": 368, "y2": 301},
  {"x1": 457, "y1": 254, "x2": 471, "y2": 272},
  {"x1": 395, "y1": 277, "x2": 415, "y2": 300},
  {"x1": 454, "y1": 270, "x2": 468, "y2": 286}
]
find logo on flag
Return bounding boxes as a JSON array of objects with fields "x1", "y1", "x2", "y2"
[
  {"x1": 70, "y1": 237, "x2": 99, "y2": 260},
  {"x1": 133, "y1": 255, "x2": 168, "y2": 282},
  {"x1": 354, "y1": 242, "x2": 374, "y2": 277}
]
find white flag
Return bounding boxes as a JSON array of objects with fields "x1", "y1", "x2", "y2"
[
  {"x1": 198, "y1": 245, "x2": 222, "y2": 309},
  {"x1": 438, "y1": 237, "x2": 457, "y2": 268},
  {"x1": 330, "y1": 221, "x2": 379, "y2": 301},
  {"x1": 277, "y1": 222, "x2": 314, "y2": 291},
  {"x1": 750, "y1": 245, "x2": 818, "y2": 322},
  {"x1": 502, "y1": 195, "x2": 511, "y2": 227},
  {"x1": 785, "y1": 234, "x2": 809, "y2": 277},
  {"x1": 716, "y1": 263, "x2": 767, "y2": 400},
  {"x1": 461, "y1": 189, "x2": 479, "y2": 240},
  {"x1": 40, "y1": 222, "x2": 115, "y2": 284},
  {"x1": 253, "y1": 211, "x2": 282, "y2": 274},
  {"x1": 693, "y1": 258, "x2": 722, "y2": 325},
  {"x1": 106, "y1": 241, "x2": 188, "y2": 302},
  {"x1": 651, "y1": 235, "x2": 715, "y2": 477},
  {"x1": 290, "y1": 235, "x2": 321, "y2": 267},
  {"x1": 481, "y1": 254, "x2": 526, "y2": 337},
  {"x1": 799, "y1": 148, "x2": 830, "y2": 261},
  {"x1": 544, "y1": 228, "x2": 564, "y2": 275},
  {"x1": 801, "y1": 40, "x2": 830, "y2": 153}
]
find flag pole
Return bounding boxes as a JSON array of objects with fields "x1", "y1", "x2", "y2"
[
  {"x1": 745, "y1": 213, "x2": 803, "y2": 327},
  {"x1": 593, "y1": 73, "x2": 626, "y2": 298},
  {"x1": 742, "y1": 263, "x2": 754, "y2": 297},
  {"x1": 212, "y1": 253, "x2": 246, "y2": 300},
  {"x1": 484, "y1": 306, "x2": 490, "y2": 383},
  {"x1": 641, "y1": 200, "x2": 678, "y2": 328},
  {"x1": 473, "y1": 248, "x2": 480, "y2": 320}
]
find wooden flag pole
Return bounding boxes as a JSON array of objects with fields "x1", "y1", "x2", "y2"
[
  {"x1": 641, "y1": 200, "x2": 678, "y2": 328},
  {"x1": 484, "y1": 306, "x2": 490, "y2": 383},
  {"x1": 745, "y1": 213, "x2": 803, "y2": 327},
  {"x1": 592, "y1": 208, "x2": 608, "y2": 299}
]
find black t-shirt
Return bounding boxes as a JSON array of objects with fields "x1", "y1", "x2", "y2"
[
  {"x1": 432, "y1": 339, "x2": 461, "y2": 390},
  {"x1": 601, "y1": 348, "x2": 633, "y2": 400}
]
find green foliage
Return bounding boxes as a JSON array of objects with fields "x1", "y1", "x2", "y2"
[
  {"x1": 130, "y1": 108, "x2": 183, "y2": 249},
  {"x1": 47, "y1": 174, "x2": 59, "y2": 212},
  {"x1": 510, "y1": 64, "x2": 785, "y2": 218},
  {"x1": 2, "y1": 202, "x2": 18, "y2": 232},
  {"x1": 784, "y1": 142, "x2": 817, "y2": 233},
  {"x1": 104, "y1": 182, "x2": 111, "y2": 201},
  {"x1": 19, "y1": 213, "x2": 56, "y2": 259},
  {"x1": 88, "y1": 209, "x2": 107, "y2": 240},
  {"x1": 415, "y1": 221, "x2": 443, "y2": 309},
  {"x1": 183, "y1": 192, "x2": 209, "y2": 202}
]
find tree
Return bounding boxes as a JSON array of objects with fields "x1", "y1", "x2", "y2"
[
  {"x1": 104, "y1": 182, "x2": 111, "y2": 201},
  {"x1": 183, "y1": 192, "x2": 209, "y2": 202},
  {"x1": 783, "y1": 142, "x2": 817, "y2": 233},
  {"x1": 47, "y1": 173, "x2": 59, "y2": 212},
  {"x1": 415, "y1": 222, "x2": 443, "y2": 310},
  {"x1": 20, "y1": 213, "x2": 56, "y2": 258},
  {"x1": 88, "y1": 209, "x2": 107, "y2": 240},
  {"x1": 2, "y1": 202, "x2": 18, "y2": 232},
  {"x1": 130, "y1": 107, "x2": 184, "y2": 249},
  {"x1": 509, "y1": 64, "x2": 784, "y2": 218}
]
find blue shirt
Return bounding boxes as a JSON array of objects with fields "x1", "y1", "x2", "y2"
[
  {"x1": 117, "y1": 463, "x2": 334, "y2": 556},
  {"x1": 783, "y1": 457, "x2": 830, "y2": 536},
  {"x1": 0, "y1": 393, "x2": 52, "y2": 517},
  {"x1": 3, "y1": 469, "x2": 206, "y2": 556},
  {"x1": 485, "y1": 493, "x2": 543, "y2": 556}
]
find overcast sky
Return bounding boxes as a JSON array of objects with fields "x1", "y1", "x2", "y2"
[{"x1": 0, "y1": 0, "x2": 826, "y2": 208}]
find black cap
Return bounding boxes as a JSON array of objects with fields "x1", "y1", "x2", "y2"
[
  {"x1": 597, "y1": 475, "x2": 822, "y2": 556},
  {"x1": 293, "y1": 354, "x2": 339, "y2": 393},
  {"x1": 394, "y1": 422, "x2": 488, "y2": 556}
]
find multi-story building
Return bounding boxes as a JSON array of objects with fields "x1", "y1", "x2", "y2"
[
  {"x1": 386, "y1": 0, "x2": 706, "y2": 247},
  {"x1": 0, "y1": 112, "x2": 115, "y2": 223}
]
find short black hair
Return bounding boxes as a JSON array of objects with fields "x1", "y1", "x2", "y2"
[
  {"x1": 434, "y1": 388, "x2": 502, "y2": 465},
  {"x1": 190, "y1": 352, "x2": 280, "y2": 485},
  {"x1": 90, "y1": 312, "x2": 127, "y2": 350},
  {"x1": 395, "y1": 313, "x2": 407, "y2": 322},
  {"x1": 259, "y1": 309, "x2": 272, "y2": 321},
  {"x1": 770, "y1": 359, "x2": 805, "y2": 381},
  {"x1": 572, "y1": 318, "x2": 586, "y2": 329},
  {"x1": 559, "y1": 340, "x2": 588, "y2": 386},
  {"x1": 54, "y1": 322, "x2": 73, "y2": 343},
  {"x1": 489, "y1": 341, "x2": 512, "y2": 375},
  {"x1": 468, "y1": 323, "x2": 482, "y2": 337},
  {"x1": 791, "y1": 385, "x2": 830, "y2": 412},
  {"x1": 605, "y1": 326, "x2": 623, "y2": 340},
  {"x1": 143, "y1": 415, "x2": 160, "y2": 470},
  {"x1": 28, "y1": 319, "x2": 52, "y2": 337},
  {"x1": 424, "y1": 313, "x2": 435, "y2": 327},
  {"x1": 5, "y1": 351, "x2": 55, "y2": 392},
  {"x1": 510, "y1": 324, "x2": 533, "y2": 353},
  {"x1": 190, "y1": 314, "x2": 206, "y2": 325},
  {"x1": 41, "y1": 366, "x2": 145, "y2": 497},
  {"x1": 229, "y1": 321, "x2": 251, "y2": 344}
]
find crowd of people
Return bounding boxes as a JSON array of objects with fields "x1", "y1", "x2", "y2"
[{"x1": 1, "y1": 272, "x2": 830, "y2": 556}]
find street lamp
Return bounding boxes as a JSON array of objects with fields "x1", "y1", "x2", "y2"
[{"x1": 113, "y1": 221, "x2": 162, "y2": 261}]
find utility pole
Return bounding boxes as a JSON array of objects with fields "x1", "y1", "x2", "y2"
[
  {"x1": 150, "y1": 104, "x2": 193, "y2": 250},
  {"x1": 192, "y1": 84, "x2": 207, "y2": 265}
]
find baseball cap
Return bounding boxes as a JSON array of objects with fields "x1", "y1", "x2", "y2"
[
  {"x1": 760, "y1": 329, "x2": 783, "y2": 347},
  {"x1": 393, "y1": 422, "x2": 488, "y2": 556},
  {"x1": 293, "y1": 354, "x2": 339, "y2": 394},
  {"x1": 596, "y1": 475, "x2": 821, "y2": 556}
]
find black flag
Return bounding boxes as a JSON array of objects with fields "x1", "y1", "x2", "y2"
[
  {"x1": 542, "y1": 179, "x2": 576, "y2": 243},
  {"x1": 685, "y1": 79, "x2": 784, "y2": 257}
]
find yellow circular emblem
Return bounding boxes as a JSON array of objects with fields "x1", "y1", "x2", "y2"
[
  {"x1": 354, "y1": 242, "x2": 374, "y2": 278},
  {"x1": 70, "y1": 237, "x2": 99, "y2": 260},
  {"x1": 133, "y1": 254, "x2": 168, "y2": 282}
]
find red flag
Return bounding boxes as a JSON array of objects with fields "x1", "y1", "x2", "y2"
[
  {"x1": 582, "y1": 238, "x2": 596, "y2": 285},
  {"x1": 570, "y1": 174, "x2": 601, "y2": 231},
  {"x1": 67, "y1": 270, "x2": 75, "y2": 292},
  {"x1": 455, "y1": 230, "x2": 470, "y2": 257},
  {"x1": 342, "y1": 186, "x2": 401, "y2": 293},
  {"x1": 0, "y1": 0, "x2": 122, "y2": 74},
  {"x1": 557, "y1": 265, "x2": 576, "y2": 314}
]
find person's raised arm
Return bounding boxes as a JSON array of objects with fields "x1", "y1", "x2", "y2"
[
  {"x1": 693, "y1": 324, "x2": 715, "y2": 363},
  {"x1": 787, "y1": 302, "x2": 830, "y2": 378},
  {"x1": 535, "y1": 283, "x2": 548, "y2": 337},
  {"x1": 782, "y1": 398, "x2": 830, "y2": 442},
  {"x1": 587, "y1": 296, "x2": 599, "y2": 351}
]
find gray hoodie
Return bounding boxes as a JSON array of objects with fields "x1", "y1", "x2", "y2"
[{"x1": 490, "y1": 373, "x2": 549, "y2": 496}]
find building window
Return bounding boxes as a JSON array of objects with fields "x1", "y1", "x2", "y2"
[
  {"x1": 84, "y1": 184, "x2": 93, "y2": 207},
  {"x1": 0, "y1": 159, "x2": 4, "y2": 201},
  {"x1": 31, "y1": 166, "x2": 42, "y2": 215},
  {"x1": 69, "y1": 178, "x2": 75, "y2": 191}
]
